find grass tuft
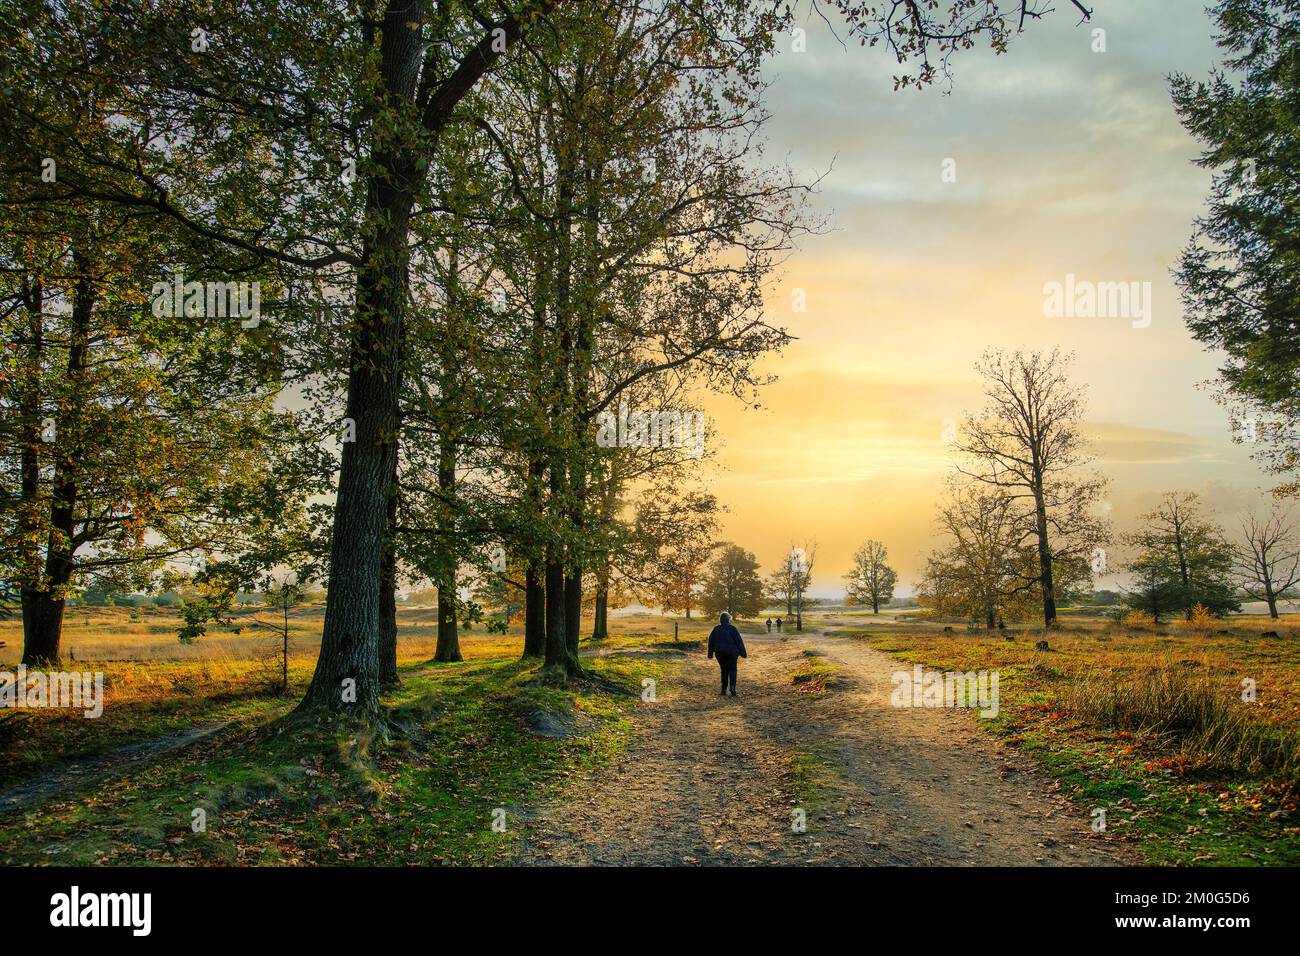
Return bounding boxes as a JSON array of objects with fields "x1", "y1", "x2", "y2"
[{"x1": 1066, "y1": 662, "x2": 1300, "y2": 781}]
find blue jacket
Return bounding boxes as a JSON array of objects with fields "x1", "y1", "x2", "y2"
[{"x1": 707, "y1": 622, "x2": 747, "y2": 659}]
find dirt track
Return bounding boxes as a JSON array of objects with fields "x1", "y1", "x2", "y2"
[
  {"x1": 514, "y1": 631, "x2": 1129, "y2": 865},
  {"x1": 0, "y1": 722, "x2": 230, "y2": 816}
]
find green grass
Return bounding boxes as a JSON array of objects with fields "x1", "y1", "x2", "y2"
[
  {"x1": 789, "y1": 651, "x2": 843, "y2": 696},
  {"x1": 787, "y1": 747, "x2": 833, "y2": 812},
  {"x1": 0, "y1": 638, "x2": 681, "y2": 865}
]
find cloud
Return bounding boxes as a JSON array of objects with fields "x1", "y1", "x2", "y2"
[
  {"x1": 676, "y1": 2, "x2": 1276, "y2": 596},
  {"x1": 1085, "y1": 423, "x2": 1217, "y2": 465}
]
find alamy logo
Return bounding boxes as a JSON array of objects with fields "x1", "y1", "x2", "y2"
[
  {"x1": 50, "y1": 886, "x2": 151, "y2": 936},
  {"x1": 1, "y1": 666, "x2": 104, "y2": 718},
  {"x1": 890, "y1": 664, "x2": 999, "y2": 718},
  {"x1": 595, "y1": 400, "x2": 705, "y2": 459},
  {"x1": 151, "y1": 272, "x2": 262, "y2": 327},
  {"x1": 1042, "y1": 273, "x2": 1151, "y2": 329}
]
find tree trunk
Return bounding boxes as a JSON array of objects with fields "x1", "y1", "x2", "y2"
[
  {"x1": 1033, "y1": 491, "x2": 1058, "y2": 627},
  {"x1": 435, "y1": 575, "x2": 461, "y2": 662},
  {"x1": 17, "y1": 278, "x2": 43, "y2": 645},
  {"x1": 432, "y1": 430, "x2": 462, "y2": 662},
  {"x1": 523, "y1": 561, "x2": 546, "y2": 657},
  {"x1": 543, "y1": 550, "x2": 570, "y2": 677},
  {"x1": 1260, "y1": 562, "x2": 1279, "y2": 619},
  {"x1": 299, "y1": 0, "x2": 423, "y2": 719},
  {"x1": 521, "y1": 447, "x2": 547, "y2": 658},
  {"x1": 378, "y1": 554, "x2": 399, "y2": 684},
  {"x1": 590, "y1": 559, "x2": 608, "y2": 640},
  {"x1": 22, "y1": 588, "x2": 66, "y2": 667},
  {"x1": 544, "y1": 106, "x2": 577, "y2": 680},
  {"x1": 23, "y1": 255, "x2": 91, "y2": 666},
  {"x1": 1169, "y1": 500, "x2": 1195, "y2": 621},
  {"x1": 591, "y1": 584, "x2": 608, "y2": 640},
  {"x1": 378, "y1": 453, "x2": 400, "y2": 687},
  {"x1": 1149, "y1": 568, "x2": 1164, "y2": 624},
  {"x1": 565, "y1": 568, "x2": 582, "y2": 656}
]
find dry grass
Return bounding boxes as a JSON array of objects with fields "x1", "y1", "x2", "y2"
[
  {"x1": 0, "y1": 606, "x2": 577, "y2": 785},
  {"x1": 842, "y1": 610, "x2": 1300, "y2": 863},
  {"x1": 1066, "y1": 662, "x2": 1300, "y2": 781},
  {"x1": 0, "y1": 603, "x2": 533, "y2": 667},
  {"x1": 841, "y1": 611, "x2": 1300, "y2": 729}
]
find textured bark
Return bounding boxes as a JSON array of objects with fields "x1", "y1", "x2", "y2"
[
  {"x1": 543, "y1": 553, "x2": 569, "y2": 675},
  {"x1": 300, "y1": 1, "x2": 422, "y2": 718},
  {"x1": 564, "y1": 568, "x2": 582, "y2": 656},
  {"x1": 591, "y1": 579, "x2": 608, "y2": 641},
  {"x1": 540, "y1": 74, "x2": 579, "y2": 681},
  {"x1": 378, "y1": 453, "x2": 400, "y2": 687},
  {"x1": 523, "y1": 561, "x2": 546, "y2": 656},
  {"x1": 523, "y1": 253, "x2": 549, "y2": 665},
  {"x1": 378, "y1": 563, "x2": 399, "y2": 685},
  {"x1": 564, "y1": 131, "x2": 600, "y2": 659},
  {"x1": 433, "y1": 430, "x2": 462, "y2": 662},
  {"x1": 298, "y1": 0, "x2": 541, "y2": 716},
  {"x1": 435, "y1": 576, "x2": 461, "y2": 662}
]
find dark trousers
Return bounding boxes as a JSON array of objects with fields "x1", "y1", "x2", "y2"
[{"x1": 715, "y1": 653, "x2": 738, "y2": 693}]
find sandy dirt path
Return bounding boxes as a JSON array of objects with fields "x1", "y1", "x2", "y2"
[{"x1": 514, "y1": 631, "x2": 1128, "y2": 866}]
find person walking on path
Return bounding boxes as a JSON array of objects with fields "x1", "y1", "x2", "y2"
[
  {"x1": 765, "y1": 618, "x2": 772, "y2": 633},
  {"x1": 707, "y1": 611, "x2": 747, "y2": 696},
  {"x1": 775, "y1": 617, "x2": 783, "y2": 633}
]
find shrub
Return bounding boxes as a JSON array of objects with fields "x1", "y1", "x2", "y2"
[
  {"x1": 1123, "y1": 610, "x2": 1155, "y2": 630},
  {"x1": 1183, "y1": 602, "x2": 1213, "y2": 633}
]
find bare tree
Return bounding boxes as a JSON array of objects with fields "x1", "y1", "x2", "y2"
[
  {"x1": 786, "y1": 542, "x2": 817, "y2": 632},
  {"x1": 1236, "y1": 507, "x2": 1300, "y2": 619},
  {"x1": 955, "y1": 349, "x2": 1108, "y2": 627},
  {"x1": 766, "y1": 561, "x2": 795, "y2": 619}
]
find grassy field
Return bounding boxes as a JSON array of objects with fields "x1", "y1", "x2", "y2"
[
  {"x1": 3, "y1": 606, "x2": 1297, "y2": 866},
  {"x1": 839, "y1": 611, "x2": 1300, "y2": 865},
  {"x1": 0, "y1": 608, "x2": 703, "y2": 865}
]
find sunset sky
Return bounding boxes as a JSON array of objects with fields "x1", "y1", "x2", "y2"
[{"x1": 699, "y1": 1, "x2": 1276, "y2": 598}]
